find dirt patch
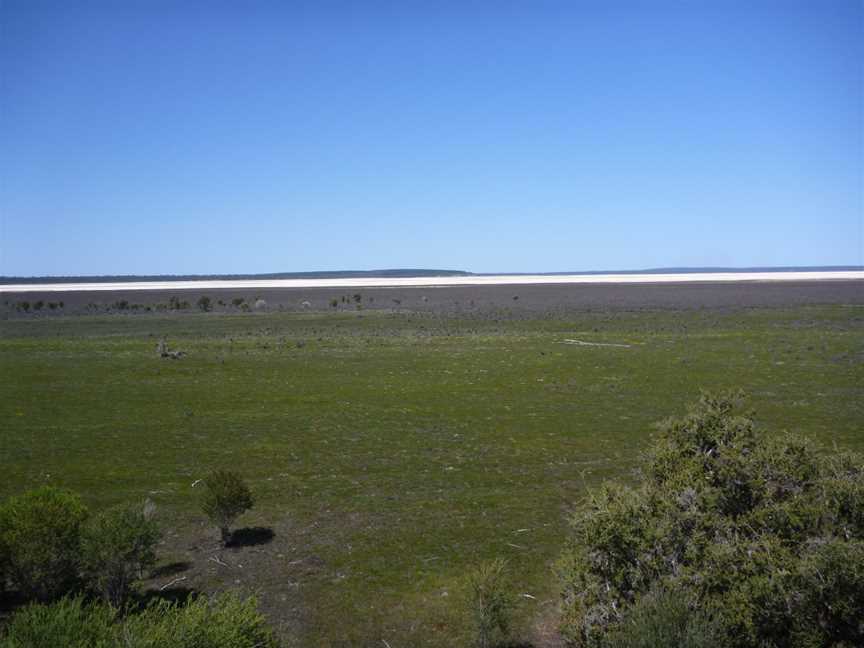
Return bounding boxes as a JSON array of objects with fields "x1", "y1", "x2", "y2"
[{"x1": 4, "y1": 280, "x2": 863, "y2": 319}]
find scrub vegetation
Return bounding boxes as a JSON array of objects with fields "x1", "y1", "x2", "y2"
[
  {"x1": 558, "y1": 391, "x2": 864, "y2": 647},
  {"x1": 0, "y1": 302, "x2": 862, "y2": 646}
]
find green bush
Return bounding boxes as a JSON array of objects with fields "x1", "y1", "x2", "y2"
[
  {"x1": 0, "y1": 487, "x2": 88, "y2": 601},
  {"x1": 197, "y1": 295, "x2": 212, "y2": 312},
  {"x1": 0, "y1": 593, "x2": 278, "y2": 648},
  {"x1": 603, "y1": 587, "x2": 727, "y2": 648},
  {"x1": 557, "y1": 391, "x2": 864, "y2": 648},
  {"x1": 466, "y1": 558, "x2": 514, "y2": 648},
  {"x1": 80, "y1": 502, "x2": 161, "y2": 607},
  {"x1": 201, "y1": 470, "x2": 254, "y2": 545},
  {"x1": 123, "y1": 593, "x2": 278, "y2": 647},
  {"x1": 0, "y1": 596, "x2": 115, "y2": 648}
]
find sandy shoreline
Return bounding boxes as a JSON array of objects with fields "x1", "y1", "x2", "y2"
[{"x1": 1, "y1": 271, "x2": 862, "y2": 293}]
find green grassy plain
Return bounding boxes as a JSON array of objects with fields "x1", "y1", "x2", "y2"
[{"x1": 1, "y1": 305, "x2": 862, "y2": 646}]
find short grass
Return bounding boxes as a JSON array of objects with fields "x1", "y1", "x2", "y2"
[{"x1": 1, "y1": 305, "x2": 862, "y2": 646}]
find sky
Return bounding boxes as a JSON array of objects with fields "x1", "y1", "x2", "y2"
[{"x1": 1, "y1": 1, "x2": 861, "y2": 276}]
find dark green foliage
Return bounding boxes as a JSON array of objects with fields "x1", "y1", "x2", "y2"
[
  {"x1": 80, "y1": 502, "x2": 161, "y2": 607},
  {"x1": 0, "y1": 487, "x2": 88, "y2": 601},
  {"x1": 558, "y1": 392, "x2": 864, "y2": 648},
  {"x1": 0, "y1": 593, "x2": 278, "y2": 648},
  {"x1": 0, "y1": 525, "x2": 7, "y2": 594},
  {"x1": 168, "y1": 296, "x2": 189, "y2": 310},
  {"x1": 201, "y1": 470, "x2": 254, "y2": 545},
  {"x1": 33, "y1": 301, "x2": 44, "y2": 311},
  {"x1": 231, "y1": 297, "x2": 245, "y2": 307},
  {"x1": 197, "y1": 296, "x2": 212, "y2": 312},
  {"x1": 15, "y1": 301, "x2": 29, "y2": 312},
  {"x1": 466, "y1": 558, "x2": 514, "y2": 648}
]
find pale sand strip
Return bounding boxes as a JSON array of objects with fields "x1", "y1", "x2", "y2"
[{"x1": 0, "y1": 271, "x2": 862, "y2": 293}]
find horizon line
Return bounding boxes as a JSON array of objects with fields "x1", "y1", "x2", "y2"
[{"x1": 3, "y1": 264, "x2": 864, "y2": 284}]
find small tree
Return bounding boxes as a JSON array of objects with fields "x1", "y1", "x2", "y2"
[
  {"x1": 467, "y1": 558, "x2": 514, "y2": 648},
  {"x1": 80, "y1": 502, "x2": 160, "y2": 607},
  {"x1": 0, "y1": 487, "x2": 88, "y2": 601},
  {"x1": 197, "y1": 296, "x2": 212, "y2": 312},
  {"x1": 201, "y1": 471, "x2": 254, "y2": 545}
]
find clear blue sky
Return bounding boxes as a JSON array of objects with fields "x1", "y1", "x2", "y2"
[{"x1": 1, "y1": 1, "x2": 861, "y2": 276}]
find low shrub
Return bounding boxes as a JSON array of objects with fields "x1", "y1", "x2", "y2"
[
  {"x1": 201, "y1": 470, "x2": 254, "y2": 545},
  {"x1": 467, "y1": 558, "x2": 514, "y2": 648},
  {"x1": 0, "y1": 593, "x2": 278, "y2": 648},
  {"x1": 123, "y1": 592, "x2": 278, "y2": 647},
  {"x1": 197, "y1": 296, "x2": 212, "y2": 312},
  {"x1": 80, "y1": 502, "x2": 161, "y2": 607},
  {"x1": 557, "y1": 391, "x2": 864, "y2": 648},
  {"x1": 0, "y1": 596, "x2": 116, "y2": 648},
  {"x1": 603, "y1": 587, "x2": 727, "y2": 648},
  {"x1": 0, "y1": 487, "x2": 88, "y2": 601}
]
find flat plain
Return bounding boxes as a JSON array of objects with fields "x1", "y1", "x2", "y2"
[{"x1": 1, "y1": 280, "x2": 863, "y2": 646}]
